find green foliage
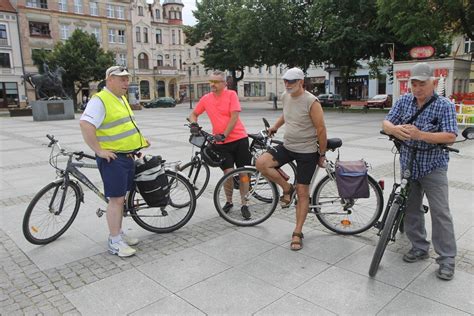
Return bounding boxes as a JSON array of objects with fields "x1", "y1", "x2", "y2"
[
  {"x1": 31, "y1": 29, "x2": 115, "y2": 100},
  {"x1": 377, "y1": 0, "x2": 472, "y2": 45}
]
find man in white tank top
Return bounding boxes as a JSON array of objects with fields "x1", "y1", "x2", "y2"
[{"x1": 256, "y1": 67, "x2": 327, "y2": 251}]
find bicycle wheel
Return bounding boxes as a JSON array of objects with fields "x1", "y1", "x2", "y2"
[
  {"x1": 127, "y1": 170, "x2": 196, "y2": 233},
  {"x1": 369, "y1": 200, "x2": 402, "y2": 277},
  {"x1": 179, "y1": 159, "x2": 210, "y2": 199},
  {"x1": 312, "y1": 173, "x2": 383, "y2": 235},
  {"x1": 213, "y1": 167, "x2": 278, "y2": 226},
  {"x1": 23, "y1": 180, "x2": 81, "y2": 245}
]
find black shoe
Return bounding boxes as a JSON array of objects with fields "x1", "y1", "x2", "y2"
[
  {"x1": 222, "y1": 202, "x2": 233, "y2": 213},
  {"x1": 403, "y1": 248, "x2": 429, "y2": 263},
  {"x1": 436, "y1": 263, "x2": 455, "y2": 280},
  {"x1": 241, "y1": 205, "x2": 251, "y2": 220}
]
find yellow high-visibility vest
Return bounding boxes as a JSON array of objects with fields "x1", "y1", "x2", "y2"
[{"x1": 95, "y1": 89, "x2": 146, "y2": 152}]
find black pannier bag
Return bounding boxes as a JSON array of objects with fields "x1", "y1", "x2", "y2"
[
  {"x1": 335, "y1": 159, "x2": 370, "y2": 199},
  {"x1": 134, "y1": 155, "x2": 170, "y2": 207}
]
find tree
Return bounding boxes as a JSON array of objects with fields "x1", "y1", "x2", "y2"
[
  {"x1": 32, "y1": 29, "x2": 115, "y2": 107},
  {"x1": 377, "y1": 0, "x2": 473, "y2": 43},
  {"x1": 184, "y1": 0, "x2": 251, "y2": 92}
]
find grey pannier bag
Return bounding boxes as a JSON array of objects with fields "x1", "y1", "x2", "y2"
[{"x1": 335, "y1": 159, "x2": 370, "y2": 199}]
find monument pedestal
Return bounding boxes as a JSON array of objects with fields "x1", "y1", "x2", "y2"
[{"x1": 31, "y1": 100, "x2": 75, "y2": 121}]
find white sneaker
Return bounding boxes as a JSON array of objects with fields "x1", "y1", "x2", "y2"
[
  {"x1": 108, "y1": 239, "x2": 136, "y2": 257},
  {"x1": 121, "y1": 233, "x2": 139, "y2": 246}
]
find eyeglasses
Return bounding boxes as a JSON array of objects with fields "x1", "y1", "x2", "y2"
[
  {"x1": 284, "y1": 79, "x2": 299, "y2": 84},
  {"x1": 209, "y1": 80, "x2": 225, "y2": 84}
]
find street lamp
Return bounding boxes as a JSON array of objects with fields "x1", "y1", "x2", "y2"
[
  {"x1": 381, "y1": 42, "x2": 395, "y2": 62},
  {"x1": 183, "y1": 61, "x2": 196, "y2": 109}
]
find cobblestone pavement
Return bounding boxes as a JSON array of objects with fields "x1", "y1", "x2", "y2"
[{"x1": 1, "y1": 103, "x2": 473, "y2": 315}]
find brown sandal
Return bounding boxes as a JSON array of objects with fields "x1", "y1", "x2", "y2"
[
  {"x1": 290, "y1": 232, "x2": 304, "y2": 251},
  {"x1": 280, "y1": 184, "x2": 295, "y2": 208}
]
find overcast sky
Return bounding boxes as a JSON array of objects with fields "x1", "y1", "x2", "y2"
[{"x1": 181, "y1": 0, "x2": 197, "y2": 26}]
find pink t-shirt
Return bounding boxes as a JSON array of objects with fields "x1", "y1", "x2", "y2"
[{"x1": 194, "y1": 89, "x2": 247, "y2": 143}]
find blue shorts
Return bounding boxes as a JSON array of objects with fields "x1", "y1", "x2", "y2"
[{"x1": 96, "y1": 154, "x2": 135, "y2": 198}]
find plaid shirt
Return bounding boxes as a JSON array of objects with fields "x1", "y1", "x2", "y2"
[{"x1": 385, "y1": 93, "x2": 458, "y2": 180}]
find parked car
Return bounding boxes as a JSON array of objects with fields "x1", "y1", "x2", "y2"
[
  {"x1": 317, "y1": 94, "x2": 343, "y2": 107},
  {"x1": 143, "y1": 97, "x2": 177, "y2": 108},
  {"x1": 366, "y1": 94, "x2": 392, "y2": 109}
]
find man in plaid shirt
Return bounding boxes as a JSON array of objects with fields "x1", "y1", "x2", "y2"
[{"x1": 383, "y1": 62, "x2": 458, "y2": 281}]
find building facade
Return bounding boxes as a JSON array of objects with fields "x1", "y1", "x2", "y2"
[
  {"x1": 14, "y1": 0, "x2": 134, "y2": 104},
  {"x1": 0, "y1": 1, "x2": 25, "y2": 108}
]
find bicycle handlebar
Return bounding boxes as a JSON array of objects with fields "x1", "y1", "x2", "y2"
[
  {"x1": 184, "y1": 121, "x2": 217, "y2": 144},
  {"x1": 379, "y1": 130, "x2": 459, "y2": 153}
]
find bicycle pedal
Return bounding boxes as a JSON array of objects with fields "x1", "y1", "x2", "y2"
[{"x1": 96, "y1": 208, "x2": 105, "y2": 218}]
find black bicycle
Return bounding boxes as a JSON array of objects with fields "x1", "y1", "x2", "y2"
[
  {"x1": 23, "y1": 135, "x2": 197, "y2": 245},
  {"x1": 368, "y1": 127, "x2": 474, "y2": 277},
  {"x1": 178, "y1": 119, "x2": 297, "y2": 200}
]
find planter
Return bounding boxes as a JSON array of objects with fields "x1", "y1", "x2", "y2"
[{"x1": 9, "y1": 108, "x2": 33, "y2": 117}]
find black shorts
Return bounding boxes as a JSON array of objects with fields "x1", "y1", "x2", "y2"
[
  {"x1": 212, "y1": 137, "x2": 252, "y2": 170},
  {"x1": 269, "y1": 145, "x2": 319, "y2": 185}
]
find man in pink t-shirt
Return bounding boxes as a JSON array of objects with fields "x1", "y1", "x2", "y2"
[{"x1": 188, "y1": 70, "x2": 252, "y2": 219}]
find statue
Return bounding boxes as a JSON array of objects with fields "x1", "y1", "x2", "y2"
[{"x1": 23, "y1": 63, "x2": 69, "y2": 100}]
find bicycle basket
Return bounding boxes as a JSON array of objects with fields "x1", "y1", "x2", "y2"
[{"x1": 189, "y1": 134, "x2": 206, "y2": 148}]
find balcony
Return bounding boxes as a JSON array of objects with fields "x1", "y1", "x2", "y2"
[{"x1": 0, "y1": 38, "x2": 8, "y2": 46}]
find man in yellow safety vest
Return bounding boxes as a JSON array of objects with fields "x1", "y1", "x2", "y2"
[{"x1": 80, "y1": 66, "x2": 149, "y2": 257}]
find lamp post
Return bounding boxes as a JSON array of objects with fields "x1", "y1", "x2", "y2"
[
  {"x1": 381, "y1": 42, "x2": 395, "y2": 62},
  {"x1": 183, "y1": 61, "x2": 196, "y2": 109}
]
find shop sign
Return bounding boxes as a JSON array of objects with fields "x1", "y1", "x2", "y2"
[
  {"x1": 396, "y1": 70, "x2": 410, "y2": 79},
  {"x1": 434, "y1": 68, "x2": 448, "y2": 77},
  {"x1": 409, "y1": 46, "x2": 435, "y2": 59}
]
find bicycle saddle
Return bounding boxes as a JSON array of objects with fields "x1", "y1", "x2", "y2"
[{"x1": 327, "y1": 138, "x2": 342, "y2": 150}]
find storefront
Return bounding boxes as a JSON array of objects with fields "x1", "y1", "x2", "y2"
[
  {"x1": 335, "y1": 75, "x2": 369, "y2": 100},
  {"x1": 0, "y1": 82, "x2": 19, "y2": 108},
  {"x1": 392, "y1": 58, "x2": 471, "y2": 102}
]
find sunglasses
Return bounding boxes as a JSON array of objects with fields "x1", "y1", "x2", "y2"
[
  {"x1": 209, "y1": 80, "x2": 225, "y2": 84},
  {"x1": 284, "y1": 79, "x2": 299, "y2": 84},
  {"x1": 107, "y1": 66, "x2": 128, "y2": 77}
]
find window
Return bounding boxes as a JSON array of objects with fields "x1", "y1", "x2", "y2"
[
  {"x1": 464, "y1": 36, "x2": 473, "y2": 54},
  {"x1": 135, "y1": 27, "x2": 141, "y2": 42},
  {"x1": 140, "y1": 81, "x2": 150, "y2": 99},
  {"x1": 108, "y1": 29, "x2": 115, "y2": 43},
  {"x1": 91, "y1": 27, "x2": 101, "y2": 42},
  {"x1": 196, "y1": 65, "x2": 200, "y2": 76},
  {"x1": 0, "y1": 24, "x2": 7, "y2": 45},
  {"x1": 117, "y1": 30, "x2": 125, "y2": 44},
  {"x1": 143, "y1": 28, "x2": 148, "y2": 43},
  {"x1": 29, "y1": 22, "x2": 50, "y2": 37},
  {"x1": 172, "y1": 54, "x2": 176, "y2": 68},
  {"x1": 60, "y1": 24, "x2": 69, "y2": 40},
  {"x1": 116, "y1": 6, "x2": 125, "y2": 19},
  {"x1": 171, "y1": 30, "x2": 176, "y2": 45},
  {"x1": 247, "y1": 66, "x2": 252, "y2": 74},
  {"x1": 195, "y1": 48, "x2": 199, "y2": 57},
  {"x1": 0, "y1": 82, "x2": 19, "y2": 106},
  {"x1": 138, "y1": 6, "x2": 144, "y2": 16},
  {"x1": 74, "y1": 0, "x2": 83, "y2": 14},
  {"x1": 197, "y1": 83, "x2": 210, "y2": 98},
  {"x1": 155, "y1": 29, "x2": 162, "y2": 44},
  {"x1": 138, "y1": 52, "x2": 148, "y2": 69},
  {"x1": 156, "y1": 55, "x2": 163, "y2": 67},
  {"x1": 244, "y1": 82, "x2": 266, "y2": 97},
  {"x1": 117, "y1": 53, "x2": 126, "y2": 66},
  {"x1": 0, "y1": 53, "x2": 11, "y2": 68},
  {"x1": 107, "y1": 4, "x2": 114, "y2": 18},
  {"x1": 187, "y1": 48, "x2": 191, "y2": 59},
  {"x1": 178, "y1": 30, "x2": 181, "y2": 45},
  {"x1": 259, "y1": 66, "x2": 262, "y2": 74},
  {"x1": 58, "y1": 0, "x2": 67, "y2": 11},
  {"x1": 155, "y1": 9, "x2": 160, "y2": 19},
  {"x1": 268, "y1": 66, "x2": 272, "y2": 74},
  {"x1": 26, "y1": 0, "x2": 47, "y2": 9},
  {"x1": 157, "y1": 81, "x2": 165, "y2": 97},
  {"x1": 90, "y1": 2, "x2": 98, "y2": 16}
]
